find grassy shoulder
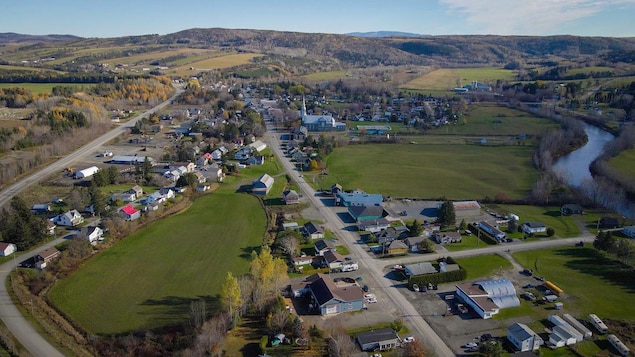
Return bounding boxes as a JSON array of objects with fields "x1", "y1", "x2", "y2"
[
  {"x1": 608, "y1": 147, "x2": 635, "y2": 178},
  {"x1": 49, "y1": 187, "x2": 267, "y2": 334}
]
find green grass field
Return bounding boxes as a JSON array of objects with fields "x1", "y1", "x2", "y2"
[
  {"x1": 608, "y1": 148, "x2": 635, "y2": 178},
  {"x1": 400, "y1": 68, "x2": 516, "y2": 93},
  {"x1": 513, "y1": 247, "x2": 635, "y2": 319},
  {"x1": 565, "y1": 66, "x2": 614, "y2": 76},
  {"x1": 455, "y1": 254, "x2": 512, "y2": 280},
  {"x1": 484, "y1": 204, "x2": 582, "y2": 238},
  {"x1": 0, "y1": 83, "x2": 96, "y2": 95},
  {"x1": 49, "y1": 189, "x2": 267, "y2": 334},
  {"x1": 302, "y1": 70, "x2": 349, "y2": 81},
  {"x1": 427, "y1": 106, "x2": 560, "y2": 137},
  {"x1": 318, "y1": 143, "x2": 536, "y2": 200}
]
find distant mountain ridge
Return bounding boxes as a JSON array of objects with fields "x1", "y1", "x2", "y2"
[
  {"x1": 345, "y1": 31, "x2": 425, "y2": 38},
  {"x1": 0, "y1": 32, "x2": 81, "y2": 44}
]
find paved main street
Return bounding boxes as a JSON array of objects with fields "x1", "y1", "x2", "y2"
[
  {"x1": 264, "y1": 124, "x2": 596, "y2": 357},
  {"x1": 0, "y1": 85, "x2": 183, "y2": 357}
]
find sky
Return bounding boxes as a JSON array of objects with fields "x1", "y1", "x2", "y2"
[{"x1": 1, "y1": 0, "x2": 635, "y2": 38}]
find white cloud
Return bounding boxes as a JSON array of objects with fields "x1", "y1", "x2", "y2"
[{"x1": 439, "y1": 0, "x2": 635, "y2": 35}]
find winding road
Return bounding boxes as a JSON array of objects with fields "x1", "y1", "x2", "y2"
[
  {"x1": 0, "y1": 85, "x2": 183, "y2": 356},
  {"x1": 264, "y1": 123, "x2": 595, "y2": 357}
]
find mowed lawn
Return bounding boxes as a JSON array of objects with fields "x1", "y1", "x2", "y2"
[
  {"x1": 321, "y1": 143, "x2": 536, "y2": 199},
  {"x1": 49, "y1": 190, "x2": 266, "y2": 334},
  {"x1": 400, "y1": 67, "x2": 516, "y2": 92},
  {"x1": 513, "y1": 247, "x2": 635, "y2": 319},
  {"x1": 485, "y1": 204, "x2": 581, "y2": 238},
  {"x1": 608, "y1": 148, "x2": 635, "y2": 178},
  {"x1": 428, "y1": 106, "x2": 560, "y2": 137}
]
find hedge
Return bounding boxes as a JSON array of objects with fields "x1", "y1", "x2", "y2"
[{"x1": 408, "y1": 265, "x2": 467, "y2": 287}]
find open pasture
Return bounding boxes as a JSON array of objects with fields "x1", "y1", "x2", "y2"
[
  {"x1": 608, "y1": 148, "x2": 635, "y2": 178},
  {"x1": 400, "y1": 67, "x2": 516, "y2": 92},
  {"x1": 302, "y1": 70, "x2": 350, "y2": 81},
  {"x1": 513, "y1": 247, "x2": 635, "y2": 319},
  {"x1": 428, "y1": 106, "x2": 560, "y2": 137},
  {"x1": 169, "y1": 53, "x2": 263, "y2": 76},
  {"x1": 319, "y1": 143, "x2": 536, "y2": 200},
  {"x1": 49, "y1": 189, "x2": 266, "y2": 334},
  {"x1": 106, "y1": 48, "x2": 214, "y2": 66}
]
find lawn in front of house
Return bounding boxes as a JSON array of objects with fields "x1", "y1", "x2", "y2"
[
  {"x1": 484, "y1": 204, "x2": 581, "y2": 238},
  {"x1": 319, "y1": 143, "x2": 536, "y2": 200},
  {"x1": 454, "y1": 254, "x2": 512, "y2": 281},
  {"x1": 49, "y1": 188, "x2": 266, "y2": 334}
]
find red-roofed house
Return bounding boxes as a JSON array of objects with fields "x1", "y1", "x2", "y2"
[
  {"x1": 0, "y1": 242, "x2": 17, "y2": 257},
  {"x1": 119, "y1": 204, "x2": 141, "y2": 221}
]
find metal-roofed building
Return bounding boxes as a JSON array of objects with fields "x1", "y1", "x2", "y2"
[{"x1": 455, "y1": 279, "x2": 520, "y2": 319}]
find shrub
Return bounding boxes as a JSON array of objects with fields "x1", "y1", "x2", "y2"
[
  {"x1": 546, "y1": 227, "x2": 555, "y2": 237},
  {"x1": 260, "y1": 335, "x2": 268, "y2": 352}
]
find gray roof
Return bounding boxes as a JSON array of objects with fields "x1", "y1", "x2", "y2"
[
  {"x1": 508, "y1": 322, "x2": 537, "y2": 341},
  {"x1": 357, "y1": 328, "x2": 398, "y2": 345},
  {"x1": 314, "y1": 239, "x2": 334, "y2": 251},
  {"x1": 405, "y1": 262, "x2": 437, "y2": 276}
]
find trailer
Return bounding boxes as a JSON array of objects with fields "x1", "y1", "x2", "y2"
[
  {"x1": 588, "y1": 314, "x2": 608, "y2": 334},
  {"x1": 608, "y1": 334, "x2": 630, "y2": 356},
  {"x1": 562, "y1": 314, "x2": 592, "y2": 339}
]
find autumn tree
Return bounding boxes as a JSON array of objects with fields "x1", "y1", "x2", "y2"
[
  {"x1": 220, "y1": 272, "x2": 242, "y2": 324},
  {"x1": 403, "y1": 339, "x2": 427, "y2": 357}
]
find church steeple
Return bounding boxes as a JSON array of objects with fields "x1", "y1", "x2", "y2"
[{"x1": 301, "y1": 96, "x2": 307, "y2": 118}]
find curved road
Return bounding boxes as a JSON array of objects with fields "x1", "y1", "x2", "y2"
[
  {"x1": 0, "y1": 85, "x2": 183, "y2": 356},
  {"x1": 264, "y1": 124, "x2": 595, "y2": 357}
]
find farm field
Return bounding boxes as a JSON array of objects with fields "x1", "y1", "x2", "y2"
[
  {"x1": 302, "y1": 70, "x2": 349, "y2": 81},
  {"x1": 484, "y1": 204, "x2": 582, "y2": 238},
  {"x1": 608, "y1": 148, "x2": 635, "y2": 179},
  {"x1": 565, "y1": 66, "x2": 614, "y2": 76},
  {"x1": 0, "y1": 83, "x2": 96, "y2": 94},
  {"x1": 427, "y1": 106, "x2": 560, "y2": 137},
  {"x1": 513, "y1": 247, "x2": 635, "y2": 319},
  {"x1": 400, "y1": 67, "x2": 516, "y2": 93},
  {"x1": 104, "y1": 48, "x2": 213, "y2": 66},
  {"x1": 168, "y1": 53, "x2": 263, "y2": 76},
  {"x1": 49, "y1": 188, "x2": 267, "y2": 334},
  {"x1": 318, "y1": 143, "x2": 536, "y2": 200}
]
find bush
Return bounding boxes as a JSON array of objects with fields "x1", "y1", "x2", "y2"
[
  {"x1": 260, "y1": 335, "x2": 268, "y2": 352},
  {"x1": 546, "y1": 227, "x2": 555, "y2": 237},
  {"x1": 408, "y1": 265, "x2": 467, "y2": 287}
]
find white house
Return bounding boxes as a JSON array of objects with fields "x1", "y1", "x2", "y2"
[
  {"x1": 507, "y1": 322, "x2": 543, "y2": 352},
  {"x1": 81, "y1": 226, "x2": 104, "y2": 243},
  {"x1": 211, "y1": 149, "x2": 223, "y2": 160},
  {"x1": 0, "y1": 242, "x2": 17, "y2": 257},
  {"x1": 522, "y1": 222, "x2": 547, "y2": 234},
  {"x1": 53, "y1": 209, "x2": 84, "y2": 227}
]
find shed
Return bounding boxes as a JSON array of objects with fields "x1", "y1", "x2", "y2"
[
  {"x1": 75, "y1": 166, "x2": 99, "y2": 179},
  {"x1": 252, "y1": 173, "x2": 274, "y2": 195}
]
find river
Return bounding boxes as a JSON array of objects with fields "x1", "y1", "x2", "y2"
[{"x1": 553, "y1": 123, "x2": 634, "y2": 219}]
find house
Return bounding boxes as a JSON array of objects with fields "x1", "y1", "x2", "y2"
[
  {"x1": 455, "y1": 279, "x2": 520, "y2": 319},
  {"x1": 30, "y1": 203, "x2": 51, "y2": 214},
  {"x1": 293, "y1": 256, "x2": 315, "y2": 266},
  {"x1": 507, "y1": 323, "x2": 543, "y2": 352},
  {"x1": 357, "y1": 328, "x2": 399, "y2": 352},
  {"x1": 126, "y1": 185, "x2": 144, "y2": 198},
  {"x1": 307, "y1": 273, "x2": 364, "y2": 315},
  {"x1": 145, "y1": 191, "x2": 167, "y2": 205},
  {"x1": 282, "y1": 190, "x2": 300, "y2": 205},
  {"x1": 0, "y1": 242, "x2": 17, "y2": 257},
  {"x1": 292, "y1": 126, "x2": 308, "y2": 141},
  {"x1": 248, "y1": 140, "x2": 267, "y2": 152},
  {"x1": 207, "y1": 164, "x2": 224, "y2": 182},
  {"x1": 477, "y1": 221, "x2": 506, "y2": 241},
  {"x1": 252, "y1": 173, "x2": 274, "y2": 195},
  {"x1": 110, "y1": 192, "x2": 137, "y2": 203},
  {"x1": 80, "y1": 226, "x2": 104, "y2": 243},
  {"x1": 35, "y1": 247, "x2": 61, "y2": 269},
  {"x1": 53, "y1": 209, "x2": 84, "y2": 227},
  {"x1": 289, "y1": 273, "x2": 322, "y2": 297},
  {"x1": 45, "y1": 221, "x2": 56, "y2": 235},
  {"x1": 374, "y1": 229, "x2": 398, "y2": 246},
  {"x1": 119, "y1": 204, "x2": 141, "y2": 221},
  {"x1": 404, "y1": 262, "x2": 437, "y2": 276},
  {"x1": 348, "y1": 205, "x2": 385, "y2": 223},
  {"x1": 521, "y1": 222, "x2": 547, "y2": 235},
  {"x1": 303, "y1": 222, "x2": 324, "y2": 239},
  {"x1": 336, "y1": 192, "x2": 383, "y2": 207},
  {"x1": 314, "y1": 239, "x2": 335, "y2": 256},
  {"x1": 434, "y1": 231, "x2": 462, "y2": 244},
  {"x1": 561, "y1": 204, "x2": 584, "y2": 215},
  {"x1": 330, "y1": 183, "x2": 343, "y2": 196},
  {"x1": 169, "y1": 162, "x2": 195, "y2": 173},
  {"x1": 599, "y1": 217, "x2": 619, "y2": 229},
  {"x1": 159, "y1": 187, "x2": 176, "y2": 199},
  {"x1": 357, "y1": 217, "x2": 391, "y2": 233},
  {"x1": 623, "y1": 226, "x2": 635, "y2": 238},
  {"x1": 404, "y1": 236, "x2": 428, "y2": 252},
  {"x1": 385, "y1": 240, "x2": 408, "y2": 255},
  {"x1": 323, "y1": 250, "x2": 345, "y2": 270},
  {"x1": 211, "y1": 149, "x2": 223, "y2": 160},
  {"x1": 246, "y1": 155, "x2": 265, "y2": 166}
]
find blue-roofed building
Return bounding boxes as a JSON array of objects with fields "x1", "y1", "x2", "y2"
[
  {"x1": 336, "y1": 191, "x2": 383, "y2": 207},
  {"x1": 455, "y1": 279, "x2": 520, "y2": 319}
]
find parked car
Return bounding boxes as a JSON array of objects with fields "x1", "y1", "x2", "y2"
[
  {"x1": 523, "y1": 283, "x2": 534, "y2": 289},
  {"x1": 457, "y1": 304, "x2": 469, "y2": 314},
  {"x1": 362, "y1": 285, "x2": 369, "y2": 292},
  {"x1": 403, "y1": 336, "x2": 415, "y2": 343},
  {"x1": 462, "y1": 342, "x2": 478, "y2": 349}
]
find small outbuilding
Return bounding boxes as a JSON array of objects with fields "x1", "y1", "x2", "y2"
[
  {"x1": 356, "y1": 328, "x2": 399, "y2": 352},
  {"x1": 0, "y1": 242, "x2": 17, "y2": 257}
]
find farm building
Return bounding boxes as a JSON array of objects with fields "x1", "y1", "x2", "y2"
[
  {"x1": 0, "y1": 242, "x2": 17, "y2": 257},
  {"x1": 455, "y1": 279, "x2": 520, "y2": 319},
  {"x1": 507, "y1": 322, "x2": 543, "y2": 352},
  {"x1": 451, "y1": 200, "x2": 482, "y2": 217},
  {"x1": 31, "y1": 203, "x2": 51, "y2": 214},
  {"x1": 74, "y1": 166, "x2": 99, "y2": 179},
  {"x1": 282, "y1": 190, "x2": 300, "y2": 204},
  {"x1": 357, "y1": 328, "x2": 399, "y2": 352},
  {"x1": 521, "y1": 222, "x2": 547, "y2": 234},
  {"x1": 252, "y1": 174, "x2": 274, "y2": 195}
]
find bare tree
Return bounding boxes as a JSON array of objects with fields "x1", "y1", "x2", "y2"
[{"x1": 189, "y1": 299, "x2": 206, "y2": 329}]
